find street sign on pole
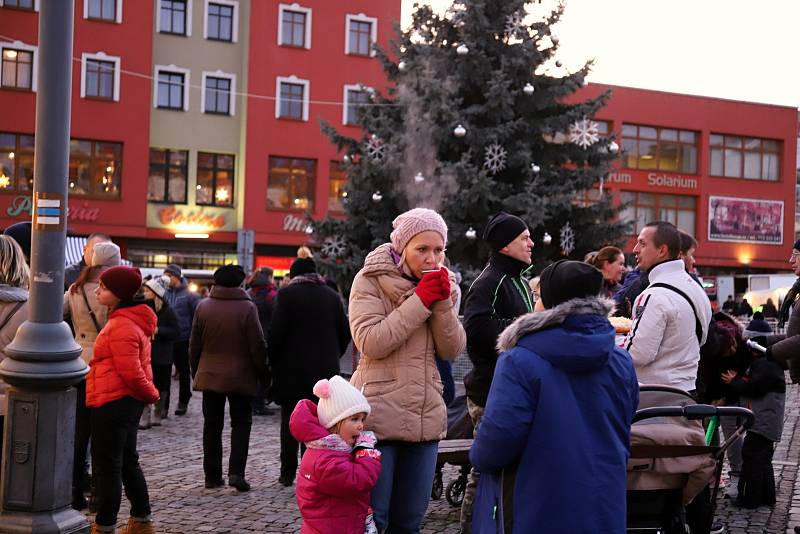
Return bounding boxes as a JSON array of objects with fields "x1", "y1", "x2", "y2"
[{"x1": 237, "y1": 228, "x2": 255, "y2": 273}]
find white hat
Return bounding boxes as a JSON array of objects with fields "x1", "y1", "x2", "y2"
[
  {"x1": 91, "y1": 242, "x2": 120, "y2": 267},
  {"x1": 313, "y1": 375, "x2": 371, "y2": 429},
  {"x1": 144, "y1": 275, "x2": 170, "y2": 300}
]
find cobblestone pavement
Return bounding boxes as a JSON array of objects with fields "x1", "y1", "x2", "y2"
[{"x1": 87, "y1": 380, "x2": 800, "y2": 533}]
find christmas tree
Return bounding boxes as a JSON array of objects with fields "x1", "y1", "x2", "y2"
[{"x1": 313, "y1": 0, "x2": 629, "y2": 289}]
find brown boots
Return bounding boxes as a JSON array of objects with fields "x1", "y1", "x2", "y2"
[{"x1": 91, "y1": 518, "x2": 155, "y2": 534}]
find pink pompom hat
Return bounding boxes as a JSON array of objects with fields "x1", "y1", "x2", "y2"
[{"x1": 313, "y1": 375, "x2": 371, "y2": 429}]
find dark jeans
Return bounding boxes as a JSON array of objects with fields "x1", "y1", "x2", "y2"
[
  {"x1": 73, "y1": 380, "x2": 91, "y2": 495},
  {"x1": 737, "y1": 432, "x2": 776, "y2": 508},
  {"x1": 91, "y1": 396, "x2": 151, "y2": 528},
  {"x1": 152, "y1": 363, "x2": 172, "y2": 393},
  {"x1": 202, "y1": 391, "x2": 253, "y2": 481},
  {"x1": 279, "y1": 399, "x2": 308, "y2": 481},
  {"x1": 172, "y1": 340, "x2": 192, "y2": 405}
]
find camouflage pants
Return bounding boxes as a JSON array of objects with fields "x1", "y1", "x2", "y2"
[{"x1": 459, "y1": 399, "x2": 484, "y2": 534}]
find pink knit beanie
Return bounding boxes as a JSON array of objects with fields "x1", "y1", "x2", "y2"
[{"x1": 390, "y1": 208, "x2": 448, "y2": 253}]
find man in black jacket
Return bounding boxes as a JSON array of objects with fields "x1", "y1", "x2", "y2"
[
  {"x1": 267, "y1": 258, "x2": 351, "y2": 487},
  {"x1": 460, "y1": 211, "x2": 533, "y2": 533}
]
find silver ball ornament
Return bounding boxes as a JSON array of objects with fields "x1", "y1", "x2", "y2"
[
  {"x1": 542, "y1": 232, "x2": 552, "y2": 245},
  {"x1": 555, "y1": 60, "x2": 563, "y2": 68},
  {"x1": 456, "y1": 44, "x2": 469, "y2": 56},
  {"x1": 414, "y1": 172, "x2": 425, "y2": 184},
  {"x1": 551, "y1": 35, "x2": 560, "y2": 46},
  {"x1": 398, "y1": 61, "x2": 406, "y2": 72},
  {"x1": 609, "y1": 141, "x2": 620, "y2": 153},
  {"x1": 465, "y1": 227, "x2": 477, "y2": 240},
  {"x1": 531, "y1": 163, "x2": 541, "y2": 174},
  {"x1": 343, "y1": 154, "x2": 350, "y2": 163},
  {"x1": 372, "y1": 191, "x2": 383, "y2": 203},
  {"x1": 454, "y1": 124, "x2": 467, "y2": 138},
  {"x1": 523, "y1": 83, "x2": 535, "y2": 96}
]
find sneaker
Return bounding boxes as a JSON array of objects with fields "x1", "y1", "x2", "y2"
[
  {"x1": 174, "y1": 403, "x2": 188, "y2": 416},
  {"x1": 228, "y1": 475, "x2": 251, "y2": 492},
  {"x1": 710, "y1": 522, "x2": 724, "y2": 534}
]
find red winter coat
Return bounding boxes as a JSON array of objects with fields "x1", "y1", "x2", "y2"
[
  {"x1": 86, "y1": 303, "x2": 159, "y2": 408},
  {"x1": 289, "y1": 400, "x2": 381, "y2": 534}
]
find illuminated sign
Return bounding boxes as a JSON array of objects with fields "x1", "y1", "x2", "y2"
[
  {"x1": 6, "y1": 195, "x2": 100, "y2": 222},
  {"x1": 146, "y1": 203, "x2": 237, "y2": 233},
  {"x1": 283, "y1": 214, "x2": 312, "y2": 234}
]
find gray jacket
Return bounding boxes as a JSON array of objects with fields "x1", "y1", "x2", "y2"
[
  {"x1": 728, "y1": 357, "x2": 785, "y2": 442},
  {"x1": 766, "y1": 292, "x2": 800, "y2": 383}
]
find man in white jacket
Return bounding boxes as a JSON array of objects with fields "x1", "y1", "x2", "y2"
[{"x1": 624, "y1": 221, "x2": 712, "y2": 392}]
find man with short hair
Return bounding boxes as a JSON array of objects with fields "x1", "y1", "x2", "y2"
[
  {"x1": 64, "y1": 232, "x2": 111, "y2": 289},
  {"x1": 624, "y1": 221, "x2": 712, "y2": 391},
  {"x1": 164, "y1": 263, "x2": 198, "y2": 416},
  {"x1": 460, "y1": 211, "x2": 534, "y2": 533}
]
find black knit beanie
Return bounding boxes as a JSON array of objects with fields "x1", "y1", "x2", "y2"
[
  {"x1": 289, "y1": 258, "x2": 317, "y2": 279},
  {"x1": 483, "y1": 212, "x2": 528, "y2": 251},
  {"x1": 539, "y1": 260, "x2": 603, "y2": 309},
  {"x1": 213, "y1": 264, "x2": 246, "y2": 288}
]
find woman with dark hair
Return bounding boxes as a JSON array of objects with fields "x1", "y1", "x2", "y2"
[
  {"x1": 64, "y1": 241, "x2": 120, "y2": 510},
  {"x1": 88, "y1": 266, "x2": 159, "y2": 534},
  {"x1": 585, "y1": 246, "x2": 626, "y2": 299}
]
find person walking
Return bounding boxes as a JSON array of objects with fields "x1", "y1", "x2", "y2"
[
  {"x1": 349, "y1": 207, "x2": 466, "y2": 533},
  {"x1": 470, "y1": 260, "x2": 638, "y2": 533},
  {"x1": 163, "y1": 263, "x2": 198, "y2": 416},
  {"x1": 139, "y1": 275, "x2": 179, "y2": 429},
  {"x1": 63, "y1": 240, "x2": 120, "y2": 510},
  {"x1": 461, "y1": 211, "x2": 533, "y2": 532},
  {"x1": 189, "y1": 265, "x2": 268, "y2": 492},
  {"x1": 0, "y1": 235, "x2": 29, "y2": 480},
  {"x1": 268, "y1": 257, "x2": 351, "y2": 487},
  {"x1": 247, "y1": 267, "x2": 278, "y2": 416},
  {"x1": 87, "y1": 266, "x2": 160, "y2": 534}
]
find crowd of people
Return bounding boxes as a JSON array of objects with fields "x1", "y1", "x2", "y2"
[{"x1": 0, "y1": 204, "x2": 797, "y2": 534}]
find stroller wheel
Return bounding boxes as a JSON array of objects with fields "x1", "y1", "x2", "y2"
[
  {"x1": 446, "y1": 476, "x2": 467, "y2": 507},
  {"x1": 431, "y1": 471, "x2": 443, "y2": 500}
]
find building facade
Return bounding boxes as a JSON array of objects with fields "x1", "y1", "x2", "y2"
[{"x1": 0, "y1": 2, "x2": 796, "y2": 276}]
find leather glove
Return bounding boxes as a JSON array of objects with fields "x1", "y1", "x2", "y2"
[{"x1": 415, "y1": 268, "x2": 450, "y2": 308}]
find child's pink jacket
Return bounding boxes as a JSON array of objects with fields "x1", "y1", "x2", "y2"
[{"x1": 289, "y1": 399, "x2": 381, "y2": 534}]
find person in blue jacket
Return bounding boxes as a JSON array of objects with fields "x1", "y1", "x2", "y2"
[{"x1": 470, "y1": 260, "x2": 639, "y2": 534}]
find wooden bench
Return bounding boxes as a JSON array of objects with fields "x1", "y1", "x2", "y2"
[{"x1": 437, "y1": 438, "x2": 473, "y2": 466}]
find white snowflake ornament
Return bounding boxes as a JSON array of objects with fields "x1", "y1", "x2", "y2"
[
  {"x1": 560, "y1": 222, "x2": 575, "y2": 256},
  {"x1": 483, "y1": 143, "x2": 507, "y2": 175},
  {"x1": 364, "y1": 135, "x2": 386, "y2": 163},
  {"x1": 569, "y1": 118, "x2": 600, "y2": 149},
  {"x1": 504, "y1": 10, "x2": 527, "y2": 40},
  {"x1": 321, "y1": 236, "x2": 348, "y2": 259}
]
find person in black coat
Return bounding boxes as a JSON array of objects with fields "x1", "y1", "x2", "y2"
[
  {"x1": 267, "y1": 258, "x2": 350, "y2": 486},
  {"x1": 461, "y1": 212, "x2": 533, "y2": 533},
  {"x1": 141, "y1": 276, "x2": 179, "y2": 427}
]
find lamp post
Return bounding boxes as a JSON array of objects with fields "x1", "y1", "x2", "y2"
[{"x1": 0, "y1": 0, "x2": 90, "y2": 532}]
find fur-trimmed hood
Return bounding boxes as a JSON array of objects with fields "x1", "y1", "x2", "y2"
[{"x1": 497, "y1": 297, "x2": 617, "y2": 374}]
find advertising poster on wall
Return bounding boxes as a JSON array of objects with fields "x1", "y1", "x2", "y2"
[{"x1": 708, "y1": 196, "x2": 784, "y2": 245}]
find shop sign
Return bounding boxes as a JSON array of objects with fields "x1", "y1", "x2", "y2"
[
  {"x1": 606, "y1": 172, "x2": 632, "y2": 184},
  {"x1": 6, "y1": 195, "x2": 100, "y2": 222},
  {"x1": 647, "y1": 172, "x2": 698, "y2": 189},
  {"x1": 708, "y1": 196, "x2": 783, "y2": 245},
  {"x1": 146, "y1": 203, "x2": 237, "y2": 233},
  {"x1": 283, "y1": 214, "x2": 312, "y2": 234}
]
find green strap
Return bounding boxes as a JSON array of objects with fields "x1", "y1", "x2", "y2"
[{"x1": 512, "y1": 277, "x2": 533, "y2": 313}]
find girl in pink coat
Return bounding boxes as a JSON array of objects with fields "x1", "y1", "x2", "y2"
[{"x1": 289, "y1": 375, "x2": 382, "y2": 534}]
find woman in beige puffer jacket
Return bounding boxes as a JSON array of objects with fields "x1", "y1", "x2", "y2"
[
  {"x1": 63, "y1": 241, "x2": 119, "y2": 510},
  {"x1": 349, "y1": 207, "x2": 466, "y2": 533}
]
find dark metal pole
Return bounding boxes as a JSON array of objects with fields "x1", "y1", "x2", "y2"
[{"x1": 0, "y1": 0, "x2": 89, "y2": 532}]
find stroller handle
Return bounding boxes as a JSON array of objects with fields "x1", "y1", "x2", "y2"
[{"x1": 633, "y1": 404, "x2": 755, "y2": 428}]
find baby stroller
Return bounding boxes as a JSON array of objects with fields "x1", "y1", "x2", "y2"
[
  {"x1": 627, "y1": 385, "x2": 754, "y2": 534},
  {"x1": 432, "y1": 392, "x2": 474, "y2": 506}
]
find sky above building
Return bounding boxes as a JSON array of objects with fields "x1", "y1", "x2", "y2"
[{"x1": 401, "y1": 0, "x2": 800, "y2": 109}]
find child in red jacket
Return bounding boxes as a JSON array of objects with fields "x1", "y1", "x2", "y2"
[{"x1": 289, "y1": 375, "x2": 381, "y2": 534}]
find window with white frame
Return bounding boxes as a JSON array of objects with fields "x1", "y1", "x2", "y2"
[
  {"x1": 84, "y1": 0, "x2": 122, "y2": 23},
  {"x1": 202, "y1": 71, "x2": 235, "y2": 115},
  {"x1": 343, "y1": 84, "x2": 370, "y2": 125},
  {"x1": 81, "y1": 52, "x2": 120, "y2": 101},
  {"x1": 1, "y1": 0, "x2": 37, "y2": 11},
  {"x1": 205, "y1": 0, "x2": 237, "y2": 42},
  {"x1": 278, "y1": 3, "x2": 311, "y2": 49},
  {"x1": 159, "y1": 0, "x2": 191, "y2": 36},
  {"x1": 0, "y1": 42, "x2": 37, "y2": 91},
  {"x1": 275, "y1": 76, "x2": 309, "y2": 121},
  {"x1": 154, "y1": 65, "x2": 190, "y2": 111},
  {"x1": 345, "y1": 14, "x2": 377, "y2": 56}
]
